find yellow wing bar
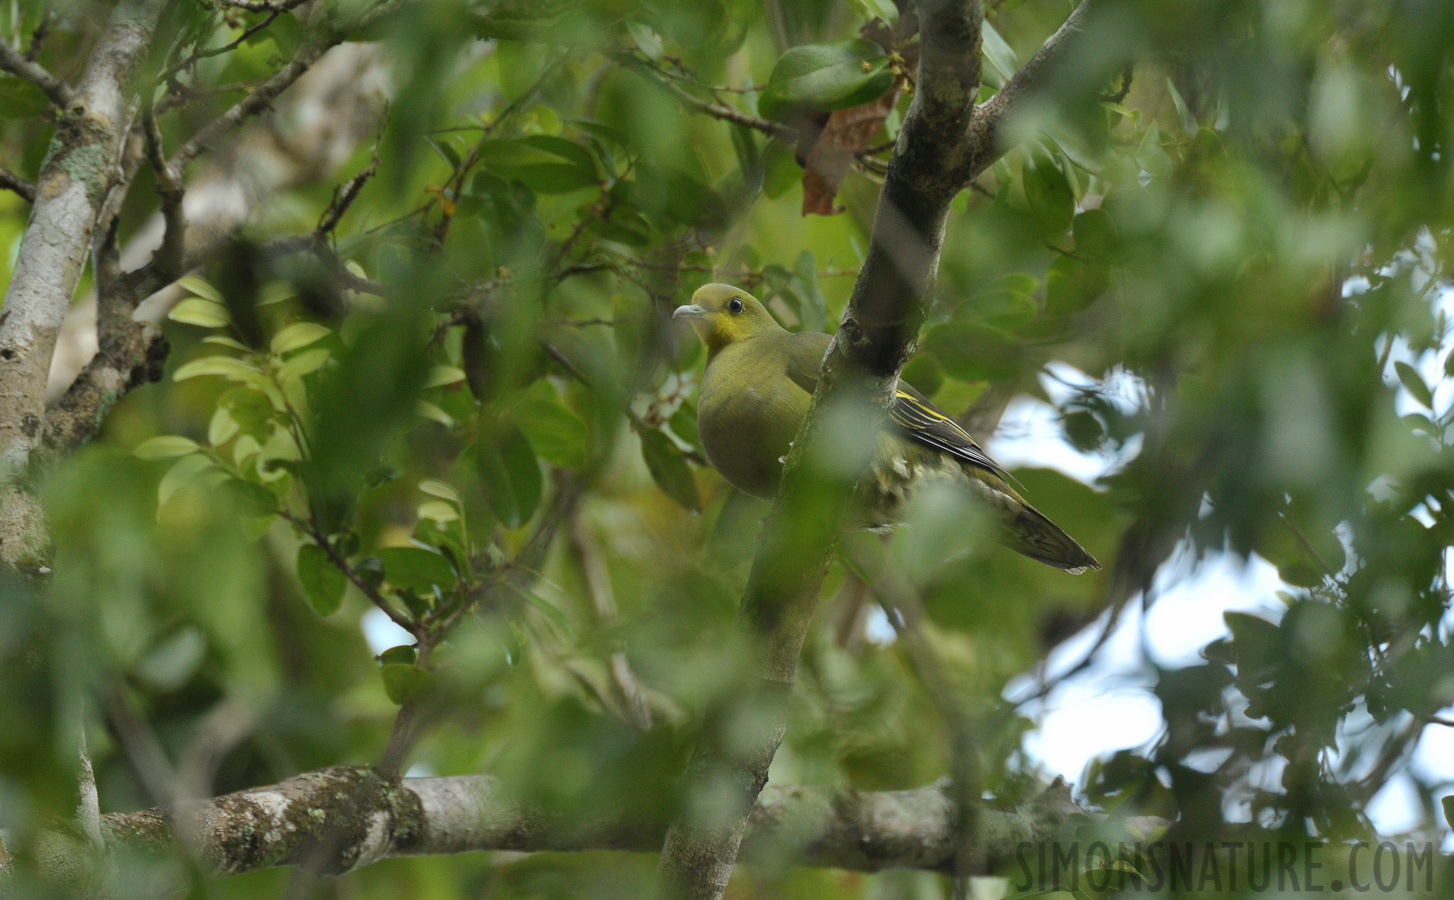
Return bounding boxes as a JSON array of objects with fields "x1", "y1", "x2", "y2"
[{"x1": 889, "y1": 389, "x2": 1019, "y2": 485}]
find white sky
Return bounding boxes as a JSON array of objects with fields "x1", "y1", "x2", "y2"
[{"x1": 977, "y1": 360, "x2": 1454, "y2": 843}]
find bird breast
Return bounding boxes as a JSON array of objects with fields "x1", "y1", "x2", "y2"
[{"x1": 698, "y1": 341, "x2": 807, "y2": 500}]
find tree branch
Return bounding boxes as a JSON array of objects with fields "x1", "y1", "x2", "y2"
[
  {"x1": 110, "y1": 102, "x2": 189, "y2": 302},
  {"x1": 168, "y1": 29, "x2": 340, "y2": 173},
  {"x1": 90, "y1": 767, "x2": 1081, "y2": 882},
  {"x1": 620, "y1": 53, "x2": 798, "y2": 142},
  {"x1": 657, "y1": 2, "x2": 985, "y2": 898},
  {"x1": 964, "y1": 0, "x2": 1097, "y2": 180},
  {"x1": 0, "y1": 35, "x2": 74, "y2": 107},
  {"x1": 0, "y1": 168, "x2": 36, "y2": 203}
]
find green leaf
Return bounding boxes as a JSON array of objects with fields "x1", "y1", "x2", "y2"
[
  {"x1": 759, "y1": 39, "x2": 895, "y2": 120},
  {"x1": 169, "y1": 297, "x2": 231, "y2": 328},
  {"x1": 257, "y1": 282, "x2": 296, "y2": 306},
  {"x1": 1023, "y1": 143, "x2": 1074, "y2": 234},
  {"x1": 174, "y1": 355, "x2": 260, "y2": 382},
  {"x1": 1045, "y1": 255, "x2": 1110, "y2": 316},
  {"x1": 513, "y1": 387, "x2": 589, "y2": 468},
  {"x1": 134, "y1": 435, "x2": 201, "y2": 460},
  {"x1": 639, "y1": 428, "x2": 701, "y2": 512},
  {"x1": 379, "y1": 644, "x2": 417, "y2": 666},
  {"x1": 980, "y1": 20, "x2": 1019, "y2": 87},
  {"x1": 1442, "y1": 796, "x2": 1454, "y2": 832},
  {"x1": 426, "y1": 365, "x2": 467, "y2": 388},
  {"x1": 967, "y1": 273, "x2": 1039, "y2": 326},
  {"x1": 177, "y1": 275, "x2": 224, "y2": 303},
  {"x1": 921, "y1": 321, "x2": 1024, "y2": 381},
  {"x1": 730, "y1": 122, "x2": 764, "y2": 196},
  {"x1": 296, "y1": 542, "x2": 347, "y2": 616},
  {"x1": 1279, "y1": 560, "x2": 1325, "y2": 589},
  {"x1": 220, "y1": 387, "x2": 275, "y2": 438},
  {"x1": 203, "y1": 335, "x2": 253, "y2": 351},
  {"x1": 507, "y1": 582, "x2": 573, "y2": 635},
  {"x1": 1072, "y1": 208, "x2": 1119, "y2": 262},
  {"x1": 476, "y1": 136, "x2": 598, "y2": 193},
  {"x1": 625, "y1": 20, "x2": 662, "y2": 58},
  {"x1": 1223, "y1": 611, "x2": 1281, "y2": 682},
  {"x1": 208, "y1": 406, "x2": 239, "y2": 446},
  {"x1": 223, "y1": 478, "x2": 279, "y2": 517},
  {"x1": 669, "y1": 402, "x2": 700, "y2": 448},
  {"x1": 847, "y1": 0, "x2": 898, "y2": 25},
  {"x1": 418, "y1": 479, "x2": 460, "y2": 504},
  {"x1": 157, "y1": 454, "x2": 221, "y2": 509},
  {"x1": 474, "y1": 425, "x2": 542, "y2": 528},
  {"x1": 415, "y1": 400, "x2": 454, "y2": 427},
  {"x1": 270, "y1": 322, "x2": 331, "y2": 354},
  {"x1": 278, "y1": 347, "x2": 331, "y2": 380},
  {"x1": 1395, "y1": 361, "x2": 1434, "y2": 409},
  {"x1": 378, "y1": 546, "x2": 458, "y2": 593},
  {"x1": 418, "y1": 499, "x2": 460, "y2": 523},
  {"x1": 380, "y1": 662, "x2": 432, "y2": 704}
]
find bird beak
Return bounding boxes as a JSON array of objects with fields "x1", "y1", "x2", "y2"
[{"x1": 672, "y1": 304, "x2": 706, "y2": 320}]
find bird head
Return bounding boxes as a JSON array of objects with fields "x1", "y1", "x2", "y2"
[{"x1": 672, "y1": 283, "x2": 783, "y2": 354}]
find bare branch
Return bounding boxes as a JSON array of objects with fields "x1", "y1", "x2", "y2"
[
  {"x1": 169, "y1": 31, "x2": 338, "y2": 172},
  {"x1": 0, "y1": 35, "x2": 73, "y2": 107},
  {"x1": 317, "y1": 153, "x2": 378, "y2": 238},
  {"x1": 571, "y1": 518, "x2": 654, "y2": 731},
  {"x1": 160, "y1": 0, "x2": 312, "y2": 85},
  {"x1": 90, "y1": 767, "x2": 1083, "y2": 882},
  {"x1": 111, "y1": 103, "x2": 189, "y2": 301},
  {"x1": 618, "y1": 52, "x2": 797, "y2": 142},
  {"x1": 964, "y1": 0, "x2": 1097, "y2": 180},
  {"x1": 281, "y1": 510, "x2": 418, "y2": 635},
  {"x1": 0, "y1": 168, "x2": 36, "y2": 203}
]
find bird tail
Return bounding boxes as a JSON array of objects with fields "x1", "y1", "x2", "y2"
[{"x1": 998, "y1": 502, "x2": 1100, "y2": 573}]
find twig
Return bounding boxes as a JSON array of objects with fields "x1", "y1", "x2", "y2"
[
  {"x1": 161, "y1": 0, "x2": 313, "y2": 85},
  {"x1": 0, "y1": 168, "x2": 35, "y2": 203},
  {"x1": 1278, "y1": 507, "x2": 1337, "y2": 579},
  {"x1": 378, "y1": 639, "x2": 433, "y2": 775},
  {"x1": 0, "y1": 35, "x2": 73, "y2": 107},
  {"x1": 24, "y1": 16, "x2": 52, "y2": 63},
  {"x1": 433, "y1": 53, "x2": 565, "y2": 239},
  {"x1": 104, "y1": 685, "x2": 184, "y2": 809},
  {"x1": 571, "y1": 518, "x2": 653, "y2": 731},
  {"x1": 317, "y1": 151, "x2": 378, "y2": 238},
  {"x1": 1103, "y1": 63, "x2": 1134, "y2": 104},
  {"x1": 132, "y1": 101, "x2": 188, "y2": 287},
  {"x1": 76, "y1": 716, "x2": 103, "y2": 848},
  {"x1": 168, "y1": 8, "x2": 362, "y2": 173},
  {"x1": 964, "y1": 0, "x2": 1098, "y2": 181},
  {"x1": 278, "y1": 509, "x2": 417, "y2": 634},
  {"x1": 618, "y1": 52, "x2": 797, "y2": 142}
]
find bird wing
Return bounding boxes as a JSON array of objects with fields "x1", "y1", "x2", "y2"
[
  {"x1": 781, "y1": 331, "x2": 1018, "y2": 485},
  {"x1": 889, "y1": 382, "x2": 1020, "y2": 486}
]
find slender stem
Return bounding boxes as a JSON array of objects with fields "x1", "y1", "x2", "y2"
[
  {"x1": 0, "y1": 35, "x2": 73, "y2": 107},
  {"x1": 0, "y1": 168, "x2": 35, "y2": 203}
]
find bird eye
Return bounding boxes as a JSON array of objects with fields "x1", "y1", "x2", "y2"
[{"x1": 728, "y1": 297, "x2": 744, "y2": 314}]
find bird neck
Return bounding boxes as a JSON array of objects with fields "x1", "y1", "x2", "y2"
[{"x1": 700, "y1": 320, "x2": 782, "y2": 358}]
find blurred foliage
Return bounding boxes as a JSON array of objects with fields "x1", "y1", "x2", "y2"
[{"x1": 3, "y1": 0, "x2": 1454, "y2": 897}]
